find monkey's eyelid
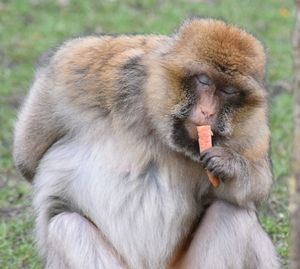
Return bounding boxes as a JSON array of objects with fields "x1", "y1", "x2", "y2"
[
  {"x1": 220, "y1": 86, "x2": 239, "y2": 95},
  {"x1": 197, "y1": 74, "x2": 213, "y2": 86}
]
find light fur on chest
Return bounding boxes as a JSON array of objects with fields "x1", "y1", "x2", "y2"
[{"x1": 35, "y1": 126, "x2": 208, "y2": 269}]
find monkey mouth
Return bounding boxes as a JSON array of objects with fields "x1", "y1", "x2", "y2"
[
  {"x1": 184, "y1": 119, "x2": 216, "y2": 140},
  {"x1": 183, "y1": 120, "x2": 229, "y2": 151}
]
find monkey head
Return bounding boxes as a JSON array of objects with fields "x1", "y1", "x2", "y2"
[{"x1": 145, "y1": 19, "x2": 267, "y2": 162}]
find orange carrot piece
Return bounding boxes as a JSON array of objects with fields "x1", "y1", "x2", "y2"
[{"x1": 197, "y1": 125, "x2": 221, "y2": 188}]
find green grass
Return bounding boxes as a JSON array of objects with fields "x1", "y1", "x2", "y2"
[{"x1": 0, "y1": 0, "x2": 294, "y2": 268}]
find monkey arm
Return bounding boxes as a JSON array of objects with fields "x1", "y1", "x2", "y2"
[{"x1": 13, "y1": 69, "x2": 66, "y2": 181}]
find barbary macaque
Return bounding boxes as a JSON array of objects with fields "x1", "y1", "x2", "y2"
[{"x1": 14, "y1": 18, "x2": 279, "y2": 269}]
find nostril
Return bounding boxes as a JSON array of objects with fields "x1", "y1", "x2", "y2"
[{"x1": 200, "y1": 108, "x2": 214, "y2": 119}]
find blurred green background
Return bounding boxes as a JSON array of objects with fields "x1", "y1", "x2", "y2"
[{"x1": 0, "y1": 0, "x2": 294, "y2": 268}]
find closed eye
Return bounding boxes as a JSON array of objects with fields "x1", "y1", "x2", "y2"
[
  {"x1": 197, "y1": 74, "x2": 213, "y2": 86},
  {"x1": 220, "y1": 86, "x2": 239, "y2": 95}
]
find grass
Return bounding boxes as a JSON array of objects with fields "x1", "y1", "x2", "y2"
[{"x1": 0, "y1": 0, "x2": 294, "y2": 268}]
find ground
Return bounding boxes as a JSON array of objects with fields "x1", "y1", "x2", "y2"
[{"x1": 0, "y1": 0, "x2": 294, "y2": 268}]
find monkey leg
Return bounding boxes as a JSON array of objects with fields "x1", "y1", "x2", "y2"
[
  {"x1": 174, "y1": 201, "x2": 279, "y2": 269},
  {"x1": 45, "y1": 212, "x2": 126, "y2": 269}
]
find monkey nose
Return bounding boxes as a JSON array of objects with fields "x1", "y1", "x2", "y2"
[
  {"x1": 200, "y1": 108, "x2": 214, "y2": 120},
  {"x1": 189, "y1": 105, "x2": 215, "y2": 126}
]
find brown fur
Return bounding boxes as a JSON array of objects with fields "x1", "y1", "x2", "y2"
[{"x1": 175, "y1": 19, "x2": 266, "y2": 79}]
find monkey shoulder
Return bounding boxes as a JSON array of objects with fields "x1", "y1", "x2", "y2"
[{"x1": 37, "y1": 34, "x2": 169, "y2": 111}]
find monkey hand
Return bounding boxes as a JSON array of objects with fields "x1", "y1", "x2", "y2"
[{"x1": 199, "y1": 146, "x2": 245, "y2": 183}]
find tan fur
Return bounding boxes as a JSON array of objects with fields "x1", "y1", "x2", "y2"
[
  {"x1": 175, "y1": 19, "x2": 266, "y2": 79},
  {"x1": 53, "y1": 35, "x2": 169, "y2": 111},
  {"x1": 14, "y1": 18, "x2": 278, "y2": 269}
]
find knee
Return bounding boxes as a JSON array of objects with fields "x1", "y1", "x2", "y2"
[
  {"x1": 49, "y1": 212, "x2": 93, "y2": 239},
  {"x1": 49, "y1": 212, "x2": 77, "y2": 232},
  {"x1": 50, "y1": 212, "x2": 81, "y2": 225},
  {"x1": 204, "y1": 201, "x2": 279, "y2": 268}
]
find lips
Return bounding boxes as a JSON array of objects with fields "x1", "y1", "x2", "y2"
[{"x1": 184, "y1": 118, "x2": 220, "y2": 142}]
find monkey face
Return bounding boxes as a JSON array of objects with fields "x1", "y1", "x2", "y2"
[{"x1": 156, "y1": 64, "x2": 267, "y2": 162}]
